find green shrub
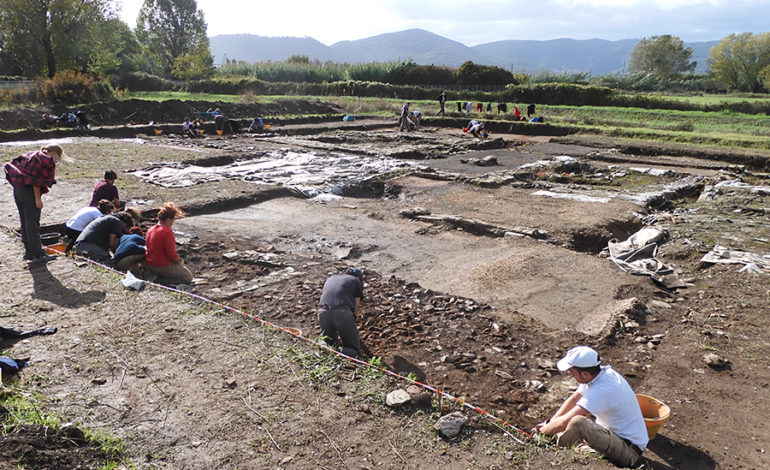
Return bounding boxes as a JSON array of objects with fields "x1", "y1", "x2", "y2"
[{"x1": 112, "y1": 72, "x2": 178, "y2": 92}]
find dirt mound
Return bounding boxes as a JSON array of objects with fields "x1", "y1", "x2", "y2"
[
  {"x1": 0, "y1": 424, "x2": 114, "y2": 470},
  {"x1": 0, "y1": 99, "x2": 345, "y2": 130}
]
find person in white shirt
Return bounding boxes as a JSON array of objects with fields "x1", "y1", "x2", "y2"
[
  {"x1": 536, "y1": 346, "x2": 649, "y2": 468},
  {"x1": 64, "y1": 199, "x2": 114, "y2": 252}
]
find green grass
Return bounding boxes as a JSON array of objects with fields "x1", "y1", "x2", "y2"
[
  {"x1": 0, "y1": 383, "x2": 126, "y2": 467},
  {"x1": 659, "y1": 93, "x2": 770, "y2": 105}
]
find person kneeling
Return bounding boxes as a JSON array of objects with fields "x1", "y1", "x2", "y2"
[
  {"x1": 145, "y1": 202, "x2": 193, "y2": 286},
  {"x1": 536, "y1": 346, "x2": 648, "y2": 468},
  {"x1": 114, "y1": 227, "x2": 146, "y2": 277}
]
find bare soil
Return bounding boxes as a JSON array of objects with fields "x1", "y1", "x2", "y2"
[{"x1": 1, "y1": 102, "x2": 769, "y2": 469}]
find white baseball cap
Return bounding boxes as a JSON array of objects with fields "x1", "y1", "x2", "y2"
[{"x1": 557, "y1": 346, "x2": 601, "y2": 372}]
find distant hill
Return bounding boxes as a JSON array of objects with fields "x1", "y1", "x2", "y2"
[
  {"x1": 210, "y1": 29, "x2": 717, "y2": 75},
  {"x1": 210, "y1": 34, "x2": 341, "y2": 63}
]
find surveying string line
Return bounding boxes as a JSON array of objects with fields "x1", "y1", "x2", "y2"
[{"x1": 2, "y1": 225, "x2": 533, "y2": 444}]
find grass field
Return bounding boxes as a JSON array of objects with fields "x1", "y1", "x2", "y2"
[{"x1": 107, "y1": 91, "x2": 770, "y2": 152}]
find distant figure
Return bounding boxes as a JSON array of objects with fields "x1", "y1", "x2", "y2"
[
  {"x1": 214, "y1": 114, "x2": 226, "y2": 133},
  {"x1": 527, "y1": 103, "x2": 536, "y2": 117},
  {"x1": 467, "y1": 120, "x2": 486, "y2": 138},
  {"x1": 513, "y1": 106, "x2": 522, "y2": 120},
  {"x1": 465, "y1": 101, "x2": 472, "y2": 114},
  {"x1": 89, "y1": 170, "x2": 120, "y2": 210},
  {"x1": 409, "y1": 110, "x2": 422, "y2": 130},
  {"x1": 436, "y1": 91, "x2": 447, "y2": 116},
  {"x1": 318, "y1": 268, "x2": 365, "y2": 358},
  {"x1": 399, "y1": 101, "x2": 411, "y2": 132},
  {"x1": 476, "y1": 102, "x2": 483, "y2": 113},
  {"x1": 497, "y1": 102, "x2": 508, "y2": 113},
  {"x1": 486, "y1": 102, "x2": 492, "y2": 112},
  {"x1": 226, "y1": 119, "x2": 241, "y2": 134},
  {"x1": 74, "y1": 110, "x2": 90, "y2": 130},
  {"x1": 182, "y1": 118, "x2": 197, "y2": 138},
  {"x1": 456, "y1": 101, "x2": 462, "y2": 112},
  {"x1": 249, "y1": 117, "x2": 265, "y2": 132}
]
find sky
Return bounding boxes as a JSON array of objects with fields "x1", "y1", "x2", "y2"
[{"x1": 118, "y1": 0, "x2": 767, "y2": 46}]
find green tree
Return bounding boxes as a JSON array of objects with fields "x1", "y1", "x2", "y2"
[
  {"x1": 761, "y1": 64, "x2": 770, "y2": 91},
  {"x1": 628, "y1": 35, "x2": 696, "y2": 78},
  {"x1": 0, "y1": 0, "x2": 115, "y2": 77},
  {"x1": 136, "y1": 0, "x2": 212, "y2": 77},
  {"x1": 286, "y1": 54, "x2": 310, "y2": 64},
  {"x1": 709, "y1": 32, "x2": 770, "y2": 92},
  {"x1": 171, "y1": 44, "x2": 214, "y2": 80},
  {"x1": 454, "y1": 61, "x2": 514, "y2": 86}
]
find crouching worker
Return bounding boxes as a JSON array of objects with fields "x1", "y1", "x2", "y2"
[
  {"x1": 74, "y1": 211, "x2": 134, "y2": 264},
  {"x1": 114, "y1": 227, "x2": 146, "y2": 277},
  {"x1": 536, "y1": 346, "x2": 648, "y2": 468},
  {"x1": 65, "y1": 199, "x2": 114, "y2": 252},
  {"x1": 145, "y1": 202, "x2": 193, "y2": 286},
  {"x1": 318, "y1": 268, "x2": 364, "y2": 358}
]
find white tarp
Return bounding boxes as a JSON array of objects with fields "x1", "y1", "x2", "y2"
[{"x1": 700, "y1": 246, "x2": 770, "y2": 274}]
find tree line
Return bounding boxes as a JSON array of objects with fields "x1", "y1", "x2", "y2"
[{"x1": 0, "y1": 0, "x2": 767, "y2": 94}]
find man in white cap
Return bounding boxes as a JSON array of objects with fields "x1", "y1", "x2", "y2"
[{"x1": 535, "y1": 346, "x2": 648, "y2": 467}]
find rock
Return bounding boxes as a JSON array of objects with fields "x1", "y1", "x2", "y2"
[
  {"x1": 91, "y1": 377, "x2": 107, "y2": 385},
  {"x1": 537, "y1": 359, "x2": 556, "y2": 370},
  {"x1": 704, "y1": 353, "x2": 731, "y2": 370},
  {"x1": 434, "y1": 411, "x2": 468, "y2": 439},
  {"x1": 222, "y1": 251, "x2": 240, "y2": 261},
  {"x1": 495, "y1": 370, "x2": 513, "y2": 380},
  {"x1": 650, "y1": 300, "x2": 672, "y2": 309},
  {"x1": 386, "y1": 389, "x2": 411, "y2": 407}
]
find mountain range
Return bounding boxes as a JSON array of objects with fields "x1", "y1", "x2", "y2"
[{"x1": 210, "y1": 29, "x2": 717, "y2": 75}]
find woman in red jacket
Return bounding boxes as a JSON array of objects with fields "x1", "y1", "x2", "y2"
[{"x1": 145, "y1": 202, "x2": 193, "y2": 286}]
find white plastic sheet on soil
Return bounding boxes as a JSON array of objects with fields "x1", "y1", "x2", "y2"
[{"x1": 129, "y1": 149, "x2": 422, "y2": 198}]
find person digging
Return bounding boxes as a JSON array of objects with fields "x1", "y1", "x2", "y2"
[
  {"x1": 535, "y1": 346, "x2": 648, "y2": 468},
  {"x1": 317, "y1": 268, "x2": 367, "y2": 358}
]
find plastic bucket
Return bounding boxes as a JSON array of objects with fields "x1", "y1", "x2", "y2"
[
  {"x1": 40, "y1": 232, "x2": 60, "y2": 246},
  {"x1": 197, "y1": 129, "x2": 205, "y2": 135},
  {"x1": 216, "y1": 130, "x2": 223, "y2": 135},
  {"x1": 154, "y1": 129, "x2": 163, "y2": 135},
  {"x1": 44, "y1": 242, "x2": 67, "y2": 255},
  {"x1": 264, "y1": 124, "x2": 271, "y2": 130},
  {"x1": 637, "y1": 394, "x2": 670, "y2": 439}
]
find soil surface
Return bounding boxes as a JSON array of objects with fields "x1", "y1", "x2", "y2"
[{"x1": 1, "y1": 100, "x2": 769, "y2": 469}]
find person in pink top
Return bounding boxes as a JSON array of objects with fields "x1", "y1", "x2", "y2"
[{"x1": 145, "y1": 202, "x2": 193, "y2": 286}]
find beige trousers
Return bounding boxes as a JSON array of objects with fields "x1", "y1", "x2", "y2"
[
  {"x1": 146, "y1": 262, "x2": 193, "y2": 285},
  {"x1": 557, "y1": 415, "x2": 642, "y2": 468},
  {"x1": 116, "y1": 254, "x2": 145, "y2": 277}
]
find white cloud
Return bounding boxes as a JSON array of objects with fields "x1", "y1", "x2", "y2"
[{"x1": 116, "y1": 0, "x2": 768, "y2": 44}]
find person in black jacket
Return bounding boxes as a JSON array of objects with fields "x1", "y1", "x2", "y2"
[{"x1": 436, "y1": 91, "x2": 447, "y2": 116}]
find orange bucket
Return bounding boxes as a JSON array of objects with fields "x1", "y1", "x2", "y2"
[
  {"x1": 197, "y1": 129, "x2": 205, "y2": 135},
  {"x1": 154, "y1": 129, "x2": 163, "y2": 135},
  {"x1": 216, "y1": 130, "x2": 223, "y2": 135},
  {"x1": 44, "y1": 242, "x2": 67, "y2": 255},
  {"x1": 637, "y1": 394, "x2": 670, "y2": 439},
  {"x1": 264, "y1": 124, "x2": 271, "y2": 130}
]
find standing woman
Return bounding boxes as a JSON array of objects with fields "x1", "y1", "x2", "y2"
[
  {"x1": 145, "y1": 202, "x2": 193, "y2": 285},
  {"x1": 4, "y1": 144, "x2": 63, "y2": 262}
]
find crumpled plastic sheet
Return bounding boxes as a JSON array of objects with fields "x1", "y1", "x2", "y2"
[
  {"x1": 700, "y1": 245, "x2": 770, "y2": 274},
  {"x1": 608, "y1": 227, "x2": 677, "y2": 284},
  {"x1": 120, "y1": 271, "x2": 145, "y2": 291}
]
